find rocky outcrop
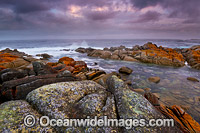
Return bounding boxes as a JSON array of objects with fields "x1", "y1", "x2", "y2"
[
  {"x1": 0, "y1": 52, "x2": 31, "y2": 70},
  {"x1": 133, "y1": 43, "x2": 185, "y2": 67},
  {"x1": 184, "y1": 45, "x2": 200, "y2": 70},
  {"x1": 48, "y1": 56, "x2": 88, "y2": 74},
  {"x1": 76, "y1": 43, "x2": 186, "y2": 67},
  {"x1": 88, "y1": 50, "x2": 112, "y2": 59}
]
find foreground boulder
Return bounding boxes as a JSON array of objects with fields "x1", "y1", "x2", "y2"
[
  {"x1": 26, "y1": 81, "x2": 118, "y2": 132},
  {"x1": 107, "y1": 75, "x2": 181, "y2": 132},
  {"x1": 0, "y1": 100, "x2": 54, "y2": 132}
]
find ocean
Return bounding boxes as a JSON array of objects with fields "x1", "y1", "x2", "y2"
[{"x1": 0, "y1": 39, "x2": 200, "y2": 122}]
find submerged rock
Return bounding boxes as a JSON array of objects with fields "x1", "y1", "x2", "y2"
[
  {"x1": 187, "y1": 77, "x2": 199, "y2": 82},
  {"x1": 148, "y1": 76, "x2": 160, "y2": 83},
  {"x1": 36, "y1": 53, "x2": 53, "y2": 60},
  {"x1": 118, "y1": 67, "x2": 133, "y2": 75}
]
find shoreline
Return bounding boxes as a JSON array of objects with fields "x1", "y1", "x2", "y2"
[{"x1": 0, "y1": 42, "x2": 200, "y2": 132}]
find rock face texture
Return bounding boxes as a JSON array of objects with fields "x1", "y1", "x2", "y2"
[
  {"x1": 1, "y1": 72, "x2": 78, "y2": 101},
  {"x1": 133, "y1": 43, "x2": 185, "y2": 67},
  {"x1": 184, "y1": 45, "x2": 200, "y2": 70},
  {"x1": 0, "y1": 100, "x2": 54, "y2": 132},
  {"x1": 0, "y1": 78, "x2": 189, "y2": 132},
  {"x1": 106, "y1": 75, "x2": 181, "y2": 132},
  {"x1": 0, "y1": 53, "x2": 30, "y2": 70},
  {"x1": 26, "y1": 80, "x2": 118, "y2": 132}
]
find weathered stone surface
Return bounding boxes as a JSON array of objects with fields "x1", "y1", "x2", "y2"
[
  {"x1": 86, "y1": 70, "x2": 106, "y2": 80},
  {"x1": 106, "y1": 75, "x2": 180, "y2": 132},
  {"x1": 32, "y1": 61, "x2": 58, "y2": 75},
  {"x1": 123, "y1": 56, "x2": 138, "y2": 62},
  {"x1": 148, "y1": 76, "x2": 161, "y2": 83},
  {"x1": 0, "y1": 68, "x2": 28, "y2": 83},
  {"x1": 1, "y1": 73, "x2": 78, "y2": 100},
  {"x1": 133, "y1": 43, "x2": 185, "y2": 67},
  {"x1": 88, "y1": 50, "x2": 112, "y2": 59},
  {"x1": 0, "y1": 100, "x2": 54, "y2": 132},
  {"x1": 49, "y1": 57, "x2": 88, "y2": 74},
  {"x1": 118, "y1": 66, "x2": 133, "y2": 75},
  {"x1": 184, "y1": 45, "x2": 200, "y2": 70},
  {"x1": 26, "y1": 81, "x2": 118, "y2": 132},
  {"x1": 0, "y1": 53, "x2": 30, "y2": 70}
]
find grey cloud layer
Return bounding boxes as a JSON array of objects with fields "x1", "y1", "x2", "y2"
[{"x1": 0, "y1": 0, "x2": 199, "y2": 38}]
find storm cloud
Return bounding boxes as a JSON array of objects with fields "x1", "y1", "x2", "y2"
[{"x1": 0, "y1": 0, "x2": 199, "y2": 39}]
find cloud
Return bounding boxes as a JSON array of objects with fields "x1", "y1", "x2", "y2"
[
  {"x1": 0, "y1": 0, "x2": 199, "y2": 39},
  {"x1": 131, "y1": 11, "x2": 161, "y2": 23},
  {"x1": 84, "y1": 11, "x2": 117, "y2": 21}
]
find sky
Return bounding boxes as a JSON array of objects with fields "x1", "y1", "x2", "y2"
[{"x1": 0, "y1": 0, "x2": 200, "y2": 40}]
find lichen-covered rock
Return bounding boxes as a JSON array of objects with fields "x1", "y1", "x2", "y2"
[
  {"x1": 86, "y1": 70, "x2": 106, "y2": 80},
  {"x1": 107, "y1": 75, "x2": 181, "y2": 132},
  {"x1": 49, "y1": 57, "x2": 88, "y2": 74},
  {"x1": 0, "y1": 53, "x2": 30, "y2": 70},
  {"x1": 185, "y1": 45, "x2": 200, "y2": 70},
  {"x1": 26, "y1": 81, "x2": 118, "y2": 132},
  {"x1": 133, "y1": 43, "x2": 185, "y2": 67},
  {"x1": 0, "y1": 100, "x2": 54, "y2": 132}
]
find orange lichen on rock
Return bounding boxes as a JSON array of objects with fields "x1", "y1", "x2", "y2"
[
  {"x1": 47, "y1": 62, "x2": 59, "y2": 67},
  {"x1": 134, "y1": 45, "x2": 185, "y2": 67},
  {"x1": 145, "y1": 92, "x2": 200, "y2": 132},
  {"x1": 48, "y1": 57, "x2": 87, "y2": 74},
  {"x1": 0, "y1": 53, "x2": 20, "y2": 70},
  {"x1": 58, "y1": 57, "x2": 74, "y2": 63},
  {"x1": 0, "y1": 53, "x2": 19, "y2": 63}
]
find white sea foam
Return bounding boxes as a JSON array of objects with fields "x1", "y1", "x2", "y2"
[{"x1": 0, "y1": 41, "x2": 102, "y2": 57}]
